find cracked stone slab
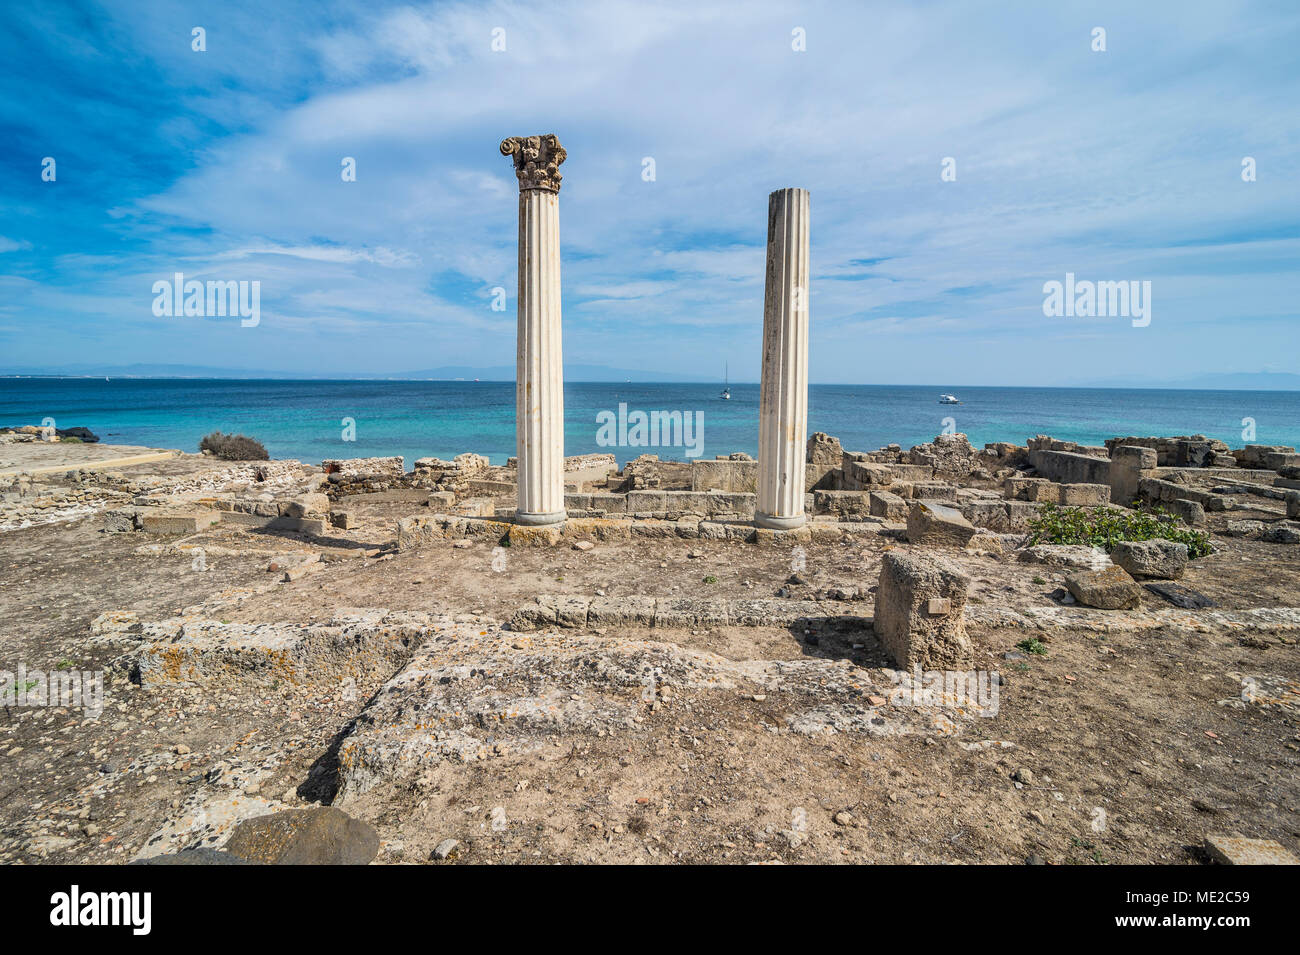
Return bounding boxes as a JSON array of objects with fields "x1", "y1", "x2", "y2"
[
  {"x1": 334, "y1": 625, "x2": 998, "y2": 801},
  {"x1": 108, "y1": 610, "x2": 452, "y2": 688}
]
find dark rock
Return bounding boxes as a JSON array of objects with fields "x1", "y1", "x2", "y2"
[
  {"x1": 1263, "y1": 522, "x2": 1300, "y2": 544},
  {"x1": 1175, "y1": 439, "x2": 1214, "y2": 468},
  {"x1": 56, "y1": 426, "x2": 99, "y2": 443},
  {"x1": 223, "y1": 806, "x2": 379, "y2": 865},
  {"x1": 1143, "y1": 582, "x2": 1217, "y2": 609}
]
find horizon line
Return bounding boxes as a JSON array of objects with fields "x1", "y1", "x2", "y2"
[{"x1": 2, "y1": 375, "x2": 1299, "y2": 394}]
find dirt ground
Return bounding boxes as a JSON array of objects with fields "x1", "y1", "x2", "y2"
[{"x1": 1, "y1": 471, "x2": 1298, "y2": 865}]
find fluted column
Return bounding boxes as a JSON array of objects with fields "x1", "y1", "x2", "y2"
[
  {"x1": 755, "y1": 188, "x2": 810, "y2": 530},
  {"x1": 501, "y1": 134, "x2": 567, "y2": 526}
]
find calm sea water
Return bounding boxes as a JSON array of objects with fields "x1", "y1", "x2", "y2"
[{"x1": 2, "y1": 379, "x2": 1297, "y2": 468}]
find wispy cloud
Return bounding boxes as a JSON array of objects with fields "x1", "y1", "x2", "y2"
[{"x1": 0, "y1": 0, "x2": 1297, "y2": 382}]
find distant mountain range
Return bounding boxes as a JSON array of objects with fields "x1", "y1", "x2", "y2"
[
  {"x1": 1067, "y1": 371, "x2": 1300, "y2": 391},
  {"x1": 0, "y1": 362, "x2": 702, "y2": 383},
  {"x1": 2, "y1": 364, "x2": 1297, "y2": 390}
]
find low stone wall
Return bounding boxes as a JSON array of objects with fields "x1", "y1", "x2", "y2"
[
  {"x1": 1, "y1": 485, "x2": 132, "y2": 531},
  {"x1": 690, "y1": 459, "x2": 757, "y2": 492},
  {"x1": 1029, "y1": 449, "x2": 1111, "y2": 486},
  {"x1": 1139, "y1": 478, "x2": 1237, "y2": 512},
  {"x1": 396, "y1": 513, "x2": 901, "y2": 548},
  {"x1": 1234, "y1": 444, "x2": 1298, "y2": 469},
  {"x1": 509, "y1": 595, "x2": 869, "y2": 631}
]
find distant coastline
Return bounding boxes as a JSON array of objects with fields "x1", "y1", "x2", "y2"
[{"x1": 3, "y1": 373, "x2": 1298, "y2": 392}]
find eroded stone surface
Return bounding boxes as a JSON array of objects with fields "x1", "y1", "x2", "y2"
[
  {"x1": 873, "y1": 551, "x2": 971, "y2": 669},
  {"x1": 335, "y1": 623, "x2": 994, "y2": 801}
]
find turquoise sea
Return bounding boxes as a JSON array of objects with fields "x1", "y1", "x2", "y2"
[{"x1": 1, "y1": 379, "x2": 1297, "y2": 468}]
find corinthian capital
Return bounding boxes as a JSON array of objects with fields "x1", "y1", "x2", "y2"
[{"x1": 500, "y1": 134, "x2": 566, "y2": 193}]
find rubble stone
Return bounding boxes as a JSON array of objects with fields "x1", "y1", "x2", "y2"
[
  {"x1": 1064, "y1": 566, "x2": 1145, "y2": 610},
  {"x1": 874, "y1": 551, "x2": 971, "y2": 670},
  {"x1": 1111, "y1": 539, "x2": 1189, "y2": 580}
]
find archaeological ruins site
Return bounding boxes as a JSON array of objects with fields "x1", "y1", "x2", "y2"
[{"x1": 1, "y1": 135, "x2": 1298, "y2": 866}]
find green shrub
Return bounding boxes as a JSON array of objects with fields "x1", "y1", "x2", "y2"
[
  {"x1": 199, "y1": 431, "x2": 269, "y2": 461},
  {"x1": 1027, "y1": 502, "x2": 1212, "y2": 558}
]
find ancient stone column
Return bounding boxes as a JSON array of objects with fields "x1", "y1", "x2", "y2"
[
  {"x1": 501, "y1": 134, "x2": 567, "y2": 526},
  {"x1": 755, "y1": 188, "x2": 811, "y2": 530}
]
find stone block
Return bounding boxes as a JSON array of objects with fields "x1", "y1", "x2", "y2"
[
  {"x1": 396, "y1": 515, "x2": 452, "y2": 549},
  {"x1": 806, "y1": 461, "x2": 838, "y2": 491},
  {"x1": 1064, "y1": 566, "x2": 1144, "y2": 609},
  {"x1": 268, "y1": 516, "x2": 329, "y2": 536},
  {"x1": 1288, "y1": 491, "x2": 1300, "y2": 520},
  {"x1": 1030, "y1": 449, "x2": 1110, "y2": 486},
  {"x1": 1263, "y1": 522, "x2": 1300, "y2": 544},
  {"x1": 753, "y1": 525, "x2": 811, "y2": 545},
  {"x1": 654, "y1": 598, "x2": 729, "y2": 629},
  {"x1": 1058, "y1": 483, "x2": 1111, "y2": 506},
  {"x1": 551, "y1": 595, "x2": 591, "y2": 628},
  {"x1": 1003, "y1": 477, "x2": 1052, "y2": 502},
  {"x1": 842, "y1": 460, "x2": 892, "y2": 489},
  {"x1": 1167, "y1": 499, "x2": 1206, "y2": 526},
  {"x1": 806, "y1": 431, "x2": 843, "y2": 466},
  {"x1": 507, "y1": 523, "x2": 564, "y2": 547},
  {"x1": 141, "y1": 511, "x2": 219, "y2": 535},
  {"x1": 631, "y1": 520, "x2": 676, "y2": 539},
  {"x1": 1264, "y1": 452, "x2": 1300, "y2": 471},
  {"x1": 563, "y1": 517, "x2": 631, "y2": 541},
  {"x1": 689, "y1": 459, "x2": 758, "y2": 493},
  {"x1": 869, "y1": 490, "x2": 908, "y2": 521},
  {"x1": 1111, "y1": 538, "x2": 1189, "y2": 579},
  {"x1": 279, "y1": 493, "x2": 329, "y2": 518},
  {"x1": 905, "y1": 502, "x2": 978, "y2": 547},
  {"x1": 814, "y1": 489, "x2": 871, "y2": 519},
  {"x1": 587, "y1": 596, "x2": 656, "y2": 628},
  {"x1": 873, "y1": 552, "x2": 971, "y2": 670},
  {"x1": 961, "y1": 500, "x2": 1006, "y2": 528},
  {"x1": 1203, "y1": 834, "x2": 1299, "y2": 866},
  {"x1": 224, "y1": 807, "x2": 379, "y2": 865},
  {"x1": 1175, "y1": 439, "x2": 1215, "y2": 468},
  {"x1": 1017, "y1": 545, "x2": 1111, "y2": 569},
  {"x1": 1001, "y1": 501, "x2": 1040, "y2": 531},
  {"x1": 1108, "y1": 444, "x2": 1158, "y2": 506},
  {"x1": 911, "y1": 483, "x2": 959, "y2": 502},
  {"x1": 1225, "y1": 520, "x2": 1264, "y2": 537}
]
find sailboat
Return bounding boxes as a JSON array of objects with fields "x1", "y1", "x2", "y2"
[{"x1": 720, "y1": 363, "x2": 731, "y2": 400}]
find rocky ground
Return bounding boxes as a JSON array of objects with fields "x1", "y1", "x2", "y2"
[{"x1": 1, "y1": 449, "x2": 1298, "y2": 865}]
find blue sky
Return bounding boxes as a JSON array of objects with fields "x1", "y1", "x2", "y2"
[{"x1": 1, "y1": 0, "x2": 1297, "y2": 384}]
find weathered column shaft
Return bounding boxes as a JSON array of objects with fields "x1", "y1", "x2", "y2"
[
  {"x1": 501, "y1": 134, "x2": 567, "y2": 526},
  {"x1": 756, "y1": 188, "x2": 811, "y2": 530}
]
